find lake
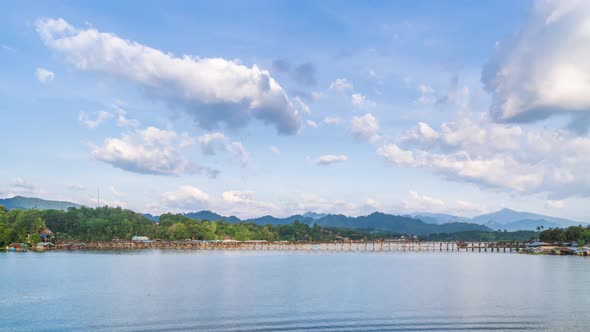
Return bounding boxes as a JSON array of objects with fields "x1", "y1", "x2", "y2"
[{"x1": 1, "y1": 250, "x2": 589, "y2": 331}]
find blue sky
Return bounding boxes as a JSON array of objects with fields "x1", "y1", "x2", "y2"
[{"x1": 2, "y1": 0, "x2": 590, "y2": 220}]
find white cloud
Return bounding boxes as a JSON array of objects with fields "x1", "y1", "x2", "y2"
[
  {"x1": 294, "y1": 96, "x2": 311, "y2": 114},
  {"x1": 482, "y1": 1, "x2": 590, "y2": 132},
  {"x1": 36, "y1": 18, "x2": 301, "y2": 135},
  {"x1": 270, "y1": 145, "x2": 281, "y2": 156},
  {"x1": 403, "y1": 191, "x2": 445, "y2": 211},
  {"x1": 92, "y1": 126, "x2": 219, "y2": 177},
  {"x1": 160, "y1": 185, "x2": 210, "y2": 211},
  {"x1": 109, "y1": 185, "x2": 125, "y2": 198},
  {"x1": 220, "y1": 190, "x2": 278, "y2": 218},
  {"x1": 151, "y1": 187, "x2": 278, "y2": 218},
  {"x1": 306, "y1": 120, "x2": 318, "y2": 128},
  {"x1": 400, "y1": 191, "x2": 487, "y2": 216},
  {"x1": 112, "y1": 105, "x2": 140, "y2": 128},
  {"x1": 287, "y1": 193, "x2": 377, "y2": 216},
  {"x1": 79, "y1": 105, "x2": 139, "y2": 129},
  {"x1": 329, "y1": 78, "x2": 353, "y2": 92},
  {"x1": 35, "y1": 67, "x2": 54, "y2": 83},
  {"x1": 378, "y1": 113, "x2": 590, "y2": 199},
  {"x1": 323, "y1": 116, "x2": 342, "y2": 125},
  {"x1": 351, "y1": 93, "x2": 365, "y2": 106},
  {"x1": 197, "y1": 132, "x2": 249, "y2": 164},
  {"x1": 351, "y1": 93, "x2": 375, "y2": 108},
  {"x1": 351, "y1": 113, "x2": 380, "y2": 142},
  {"x1": 546, "y1": 200, "x2": 565, "y2": 209},
  {"x1": 415, "y1": 84, "x2": 435, "y2": 105},
  {"x1": 1, "y1": 178, "x2": 44, "y2": 197},
  {"x1": 78, "y1": 110, "x2": 113, "y2": 129},
  {"x1": 316, "y1": 154, "x2": 348, "y2": 166},
  {"x1": 66, "y1": 184, "x2": 85, "y2": 191}
]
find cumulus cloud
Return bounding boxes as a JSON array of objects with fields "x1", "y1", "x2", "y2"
[
  {"x1": 351, "y1": 93, "x2": 375, "y2": 108},
  {"x1": 401, "y1": 191, "x2": 486, "y2": 216},
  {"x1": 403, "y1": 191, "x2": 445, "y2": 211},
  {"x1": 92, "y1": 126, "x2": 219, "y2": 177},
  {"x1": 79, "y1": 105, "x2": 139, "y2": 129},
  {"x1": 286, "y1": 193, "x2": 377, "y2": 216},
  {"x1": 378, "y1": 113, "x2": 590, "y2": 199},
  {"x1": 36, "y1": 18, "x2": 301, "y2": 135},
  {"x1": 35, "y1": 67, "x2": 54, "y2": 83},
  {"x1": 220, "y1": 190, "x2": 279, "y2": 217},
  {"x1": 160, "y1": 185, "x2": 210, "y2": 211},
  {"x1": 306, "y1": 120, "x2": 318, "y2": 128},
  {"x1": 153, "y1": 187, "x2": 279, "y2": 218},
  {"x1": 112, "y1": 105, "x2": 140, "y2": 128},
  {"x1": 316, "y1": 154, "x2": 348, "y2": 166},
  {"x1": 78, "y1": 110, "x2": 113, "y2": 129},
  {"x1": 197, "y1": 132, "x2": 249, "y2": 164},
  {"x1": 351, "y1": 93, "x2": 366, "y2": 106},
  {"x1": 482, "y1": 1, "x2": 590, "y2": 130},
  {"x1": 351, "y1": 113, "x2": 380, "y2": 142},
  {"x1": 329, "y1": 78, "x2": 353, "y2": 92}
]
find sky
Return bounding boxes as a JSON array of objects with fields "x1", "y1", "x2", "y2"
[{"x1": 2, "y1": 0, "x2": 590, "y2": 221}]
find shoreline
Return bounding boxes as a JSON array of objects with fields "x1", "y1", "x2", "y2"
[{"x1": 10, "y1": 240, "x2": 585, "y2": 256}]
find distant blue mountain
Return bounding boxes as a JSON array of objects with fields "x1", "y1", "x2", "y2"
[
  {"x1": 314, "y1": 212, "x2": 490, "y2": 235},
  {"x1": 412, "y1": 208, "x2": 585, "y2": 231},
  {"x1": 0, "y1": 196, "x2": 81, "y2": 211},
  {"x1": 472, "y1": 208, "x2": 582, "y2": 228},
  {"x1": 182, "y1": 210, "x2": 241, "y2": 223},
  {"x1": 142, "y1": 213, "x2": 160, "y2": 222},
  {"x1": 407, "y1": 212, "x2": 471, "y2": 225},
  {"x1": 302, "y1": 212, "x2": 327, "y2": 220},
  {"x1": 175, "y1": 210, "x2": 490, "y2": 236},
  {"x1": 245, "y1": 214, "x2": 314, "y2": 226},
  {"x1": 6, "y1": 196, "x2": 579, "y2": 233}
]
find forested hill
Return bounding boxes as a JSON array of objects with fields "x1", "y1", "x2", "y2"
[
  {"x1": 0, "y1": 196, "x2": 81, "y2": 211},
  {"x1": 0, "y1": 206, "x2": 399, "y2": 246},
  {"x1": 177, "y1": 211, "x2": 493, "y2": 235},
  {"x1": 0, "y1": 196, "x2": 492, "y2": 236},
  {"x1": 311, "y1": 212, "x2": 492, "y2": 236}
]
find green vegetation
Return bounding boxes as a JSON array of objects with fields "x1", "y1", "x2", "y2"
[
  {"x1": 539, "y1": 225, "x2": 590, "y2": 244},
  {"x1": 0, "y1": 205, "x2": 49, "y2": 246},
  {"x1": 424, "y1": 230, "x2": 539, "y2": 242},
  {"x1": 0, "y1": 205, "x2": 400, "y2": 246}
]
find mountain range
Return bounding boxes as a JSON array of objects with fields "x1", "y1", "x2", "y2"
[
  {"x1": 0, "y1": 196, "x2": 585, "y2": 233},
  {"x1": 176, "y1": 210, "x2": 492, "y2": 236},
  {"x1": 0, "y1": 196, "x2": 81, "y2": 211},
  {"x1": 410, "y1": 208, "x2": 585, "y2": 231}
]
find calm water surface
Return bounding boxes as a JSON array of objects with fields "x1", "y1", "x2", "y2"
[{"x1": 1, "y1": 250, "x2": 589, "y2": 331}]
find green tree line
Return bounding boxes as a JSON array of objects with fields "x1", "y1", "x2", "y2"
[
  {"x1": 539, "y1": 225, "x2": 590, "y2": 244},
  {"x1": 0, "y1": 205, "x2": 399, "y2": 246}
]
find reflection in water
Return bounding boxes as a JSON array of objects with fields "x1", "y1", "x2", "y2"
[{"x1": 1, "y1": 250, "x2": 589, "y2": 331}]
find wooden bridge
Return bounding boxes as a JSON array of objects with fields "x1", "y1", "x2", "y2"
[{"x1": 82, "y1": 240, "x2": 527, "y2": 252}]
